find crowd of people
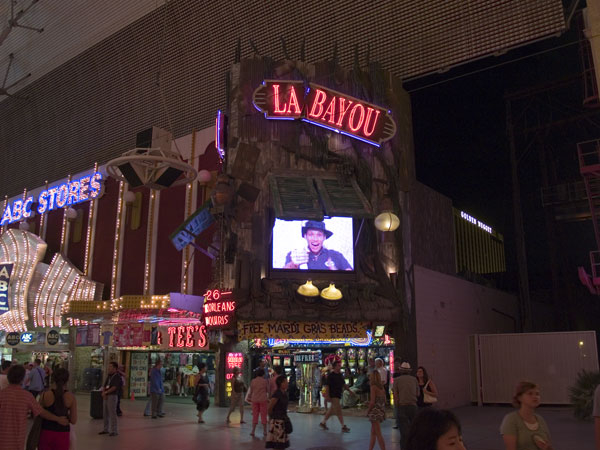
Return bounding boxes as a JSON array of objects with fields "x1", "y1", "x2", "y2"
[{"x1": 1, "y1": 356, "x2": 600, "y2": 450}]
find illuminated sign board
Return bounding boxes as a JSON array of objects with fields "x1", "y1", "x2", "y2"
[
  {"x1": 225, "y1": 352, "x2": 243, "y2": 380},
  {"x1": 170, "y1": 201, "x2": 214, "y2": 251},
  {"x1": 165, "y1": 324, "x2": 208, "y2": 349},
  {"x1": 203, "y1": 289, "x2": 236, "y2": 328},
  {"x1": 0, "y1": 263, "x2": 13, "y2": 316},
  {"x1": 253, "y1": 80, "x2": 396, "y2": 147},
  {"x1": 238, "y1": 320, "x2": 370, "y2": 340},
  {"x1": 1, "y1": 171, "x2": 105, "y2": 226},
  {"x1": 20, "y1": 332, "x2": 33, "y2": 343},
  {"x1": 460, "y1": 211, "x2": 492, "y2": 234}
]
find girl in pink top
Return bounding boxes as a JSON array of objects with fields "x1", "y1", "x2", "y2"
[{"x1": 249, "y1": 368, "x2": 269, "y2": 437}]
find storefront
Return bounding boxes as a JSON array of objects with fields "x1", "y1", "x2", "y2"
[{"x1": 0, "y1": 328, "x2": 72, "y2": 368}]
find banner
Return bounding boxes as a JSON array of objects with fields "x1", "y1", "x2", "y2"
[
  {"x1": 238, "y1": 320, "x2": 369, "y2": 340},
  {"x1": 129, "y1": 352, "x2": 149, "y2": 397},
  {"x1": 0, "y1": 263, "x2": 13, "y2": 316}
]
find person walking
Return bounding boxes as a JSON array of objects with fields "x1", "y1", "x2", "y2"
[
  {"x1": 38, "y1": 367, "x2": 77, "y2": 450},
  {"x1": 392, "y1": 362, "x2": 419, "y2": 449},
  {"x1": 0, "y1": 365, "x2": 68, "y2": 450},
  {"x1": 375, "y1": 358, "x2": 389, "y2": 402},
  {"x1": 266, "y1": 375, "x2": 290, "y2": 449},
  {"x1": 226, "y1": 366, "x2": 246, "y2": 424},
  {"x1": 116, "y1": 365, "x2": 126, "y2": 417},
  {"x1": 406, "y1": 408, "x2": 466, "y2": 450},
  {"x1": 319, "y1": 360, "x2": 355, "y2": 433},
  {"x1": 150, "y1": 360, "x2": 165, "y2": 419},
  {"x1": 416, "y1": 366, "x2": 438, "y2": 409},
  {"x1": 99, "y1": 362, "x2": 122, "y2": 437},
  {"x1": 367, "y1": 370, "x2": 387, "y2": 450},
  {"x1": 0, "y1": 360, "x2": 11, "y2": 390},
  {"x1": 194, "y1": 362, "x2": 210, "y2": 423},
  {"x1": 269, "y1": 365, "x2": 283, "y2": 398},
  {"x1": 594, "y1": 383, "x2": 600, "y2": 450},
  {"x1": 249, "y1": 367, "x2": 269, "y2": 437},
  {"x1": 26, "y1": 358, "x2": 46, "y2": 398},
  {"x1": 500, "y1": 381, "x2": 553, "y2": 450}
]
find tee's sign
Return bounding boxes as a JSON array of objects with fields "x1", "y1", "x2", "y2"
[{"x1": 253, "y1": 80, "x2": 396, "y2": 147}]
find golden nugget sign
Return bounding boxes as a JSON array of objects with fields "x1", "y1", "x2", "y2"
[
  {"x1": 238, "y1": 320, "x2": 369, "y2": 340},
  {"x1": 253, "y1": 80, "x2": 396, "y2": 147}
]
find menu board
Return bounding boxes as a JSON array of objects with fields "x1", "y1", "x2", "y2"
[{"x1": 129, "y1": 353, "x2": 148, "y2": 397}]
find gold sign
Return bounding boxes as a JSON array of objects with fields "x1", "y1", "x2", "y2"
[{"x1": 238, "y1": 320, "x2": 369, "y2": 340}]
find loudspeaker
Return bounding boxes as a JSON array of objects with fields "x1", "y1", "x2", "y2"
[
  {"x1": 117, "y1": 162, "x2": 145, "y2": 187},
  {"x1": 136, "y1": 128, "x2": 153, "y2": 148},
  {"x1": 153, "y1": 166, "x2": 183, "y2": 188}
]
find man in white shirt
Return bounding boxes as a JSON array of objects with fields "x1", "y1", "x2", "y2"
[
  {"x1": 375, "y1": 358, "x2": 389, "y2": 400},
  {"x1": 0, "y1": 360, "x2": 11, "y2": 389}
]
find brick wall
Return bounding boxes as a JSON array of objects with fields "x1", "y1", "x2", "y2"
[{"x1": 414, "y1": 264, "x2": 517, "y2": 408}]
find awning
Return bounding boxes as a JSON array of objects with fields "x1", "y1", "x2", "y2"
[{"x1": 269, "y1": 173, "x2": 373, "y2": 220}]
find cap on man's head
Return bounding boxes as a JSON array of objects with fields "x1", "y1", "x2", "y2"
[
  {"x1": 400, "y1": 362, "x2": 412, "y2": 371},
  {"x1": 301, "y1": 220, "x2": 333, "y2": 239}
]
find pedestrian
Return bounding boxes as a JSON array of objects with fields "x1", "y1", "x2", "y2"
[
  {"x1": 0, "y1": 360, "x2": 11, "y2": 390},
  {"x1": 312, "y1": 364, "x2": 322, "y2": 408},
  {"x1": 98, "y1": 361, "x2": 122, "y2": 437},
  {"x1": 375, "y1": 358, "x2": 389, "y2": 402},
  {"x1": 319, "y1": 360, "x2": 355, "y2": 433},
  {"x1": 366, "y1": 370, "x2": 387, "y2": 450},
  {"x1": 26, "y1": 358, "x2": 46, "y2": 398},
  {"x1": 226, "y1": 366, "x2": 246, "y2": 424},
  {"x1": 266, "y1": 374, "x2": 290, "y2": 449},
  {"x1": 392, "y1": 362, "x2": 419, "y2": 449},
  {"x1": 249, "y1": 367, "x2": 269, "y2": 437},
  {"x1": 594, "y1": 382, "x2": 600, "y2": 450},
  {"x1": 416, "y1": 366, "x2": 438, "y2": 408},
  {"x1": 406, "y1": 408, "x2": 466, "y2": 450},
  {"x1": 269, "y1": 365, "x2": 283, "y2": 398},
  {"x1": 254, "y1": 358, "x2": 270, "y2": 380},
  {"x1": 116, "y1": 365, "x2": 126, "y2": 417},
  {"x1": 367, "y1": 357, "x2": 376, "y2": 375},
  {"x1": 0, "y1": 365, "x2": 68, "y2": 450},
  {"x1": 38, "y1": 367, "x2": 77, "y2": 450},
  {"x1": 194, "y1": 362, "x2": 210, "y2": 423},
  {"x1": 500, "y1": 381, "x2": 553, "y2": 450},
  {"x1": 150, "y1": 360, "x2": 165, "y2": 419}
]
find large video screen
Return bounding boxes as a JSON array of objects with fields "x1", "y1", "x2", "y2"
[{"x1": 272, "y1": 217, "x2": 354, "y2": 271}]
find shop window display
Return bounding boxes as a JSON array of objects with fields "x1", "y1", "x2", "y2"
[{"x1": 148, "y1": 352, "x2": 215, "y2": 397}]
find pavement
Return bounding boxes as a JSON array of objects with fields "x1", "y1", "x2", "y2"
[{"x1": 65, "y1": 395, "x2": 588, "y2": 449}]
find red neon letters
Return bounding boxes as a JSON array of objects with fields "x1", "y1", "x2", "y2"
[
  {"x1": 203, "y1": 289, "x2": 236, "y2": 329},
  {"x1": 166, "y1": 324, "x2": 207, "y2": 349},
  {"x1": 253, "y1": 80, "x2": 396, "y2": 147}
]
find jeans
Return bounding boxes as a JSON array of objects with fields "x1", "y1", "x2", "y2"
[
  {"x1": 396, "y1": 404, "x2": 417, "y2": 449},
  {"x1": 151, "y1": 392, "x2": 165, "y2": 417},
  {"x1": 103, "y1": 394, "x2": 119, "y2": 434}
]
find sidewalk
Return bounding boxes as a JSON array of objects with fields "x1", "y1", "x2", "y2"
[{"x1": 68, "y1": 394, "x2": 588, "y2": 449}]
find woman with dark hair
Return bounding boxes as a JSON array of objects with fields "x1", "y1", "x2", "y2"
[
  {"x1": 194, "y1": 363, "x2": 210, "y2": 423},
  {"x1": 416, "y1": 366, "x2": 438, "y2": 408},
  {"x1": 406, "y1": 408, "x2": 465, "y2": 450},
  {"x1": 366, "y1": 370, "x2": 386, "y2": 450},
  {"x1": 501, "y1": 381, "x2": 553, "y2": 450},
  {"x1": 38, "y1": 367, "x2": 77, "y2": 450},
  {"x1": 249, "y1": 367, "x2": 269, "y2": 437},
  {"x1": 266, "y1": 375, "x2": 290, "y2": 449}
]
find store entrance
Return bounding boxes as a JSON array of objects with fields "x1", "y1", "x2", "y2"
[{"x1": 148, "y1": 351, "x2": 216, "y2": 398}]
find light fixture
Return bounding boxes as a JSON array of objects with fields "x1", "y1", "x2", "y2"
[
  {"x1": 297, "y1": 280, "x2": 319, "y2": 297},
  {"x1": 18, "y1": 221, "x2": 29, "y2": 231},
  {"x1": 375, "y1": 211, "x2": 400, "y2": 232},
  {"x1": 65, "y1": 207, "x2": 78, "y2": 221},
  {"x1": 320, "y1": 283, "x2": 343, "y2": 300},
  {"x1": 198, "y1": 169, "x2": 212, "y2": 184}
]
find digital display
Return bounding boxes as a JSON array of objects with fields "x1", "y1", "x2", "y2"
[
  {"x1": 272, "y1": 217, "x2": 354, "y2": 271},
  {"x1": 283, "y1": 357, "x2": 291, "y2": 366},
  {"x1": 272, "y1": 356, "x2": 281, "y2": 366}
]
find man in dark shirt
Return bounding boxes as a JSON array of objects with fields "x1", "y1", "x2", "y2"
[
  {"x1": 99, "y1": 362, "x2": 123, "y2": 437},
  {"x1": 319, "y1": 360, "x2": 354, "y2": 432},
  {"x1": 284, "y1": 220, "x2": 352, "y2": 271}
]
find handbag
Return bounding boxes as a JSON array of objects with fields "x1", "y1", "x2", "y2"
[
  {"x1": 423, "y1": 380, "x2": 438, "y2": 404},
  {"x1": 26, "y1": 415, "x2": 43, "y2": 450},
  {"x1": 284, "y1": 416, "x2": 293, "y2": 434}
]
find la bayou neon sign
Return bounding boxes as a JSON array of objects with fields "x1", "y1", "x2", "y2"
[
  {"x1": 253, "y1": 80, "x2": 397, "y2": 147},
  {"x1": 1, "y1": 172, "x2": 104, "y2": 226}
]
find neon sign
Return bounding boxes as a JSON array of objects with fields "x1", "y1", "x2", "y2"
[
  {"x1": 20, "y1": 332, "x2": 33, "y2": 343},
  {"x1": 1, "y1": 171, "x2": 104, "y2": 226},
  {"x1": 225, "y1": 352, "x2": 243, "y2": 380},
  {"x1": 203, "y1": 289, "x2": 236, "y2": 328},
  {"x1": 460, "y1": 211, "x2": 492, "y2": 234},
  {"x1": 166, "y1": 324, "x2": 207, "y2": 349},
  {"x1": 0, "y1": 263, "x2": 13, "y2": 316},
  {"x1": 253, "y1": 80, "x2": 397, "y2": 147}
]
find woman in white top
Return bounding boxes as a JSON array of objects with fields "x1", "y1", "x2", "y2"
[{"x1": 500, "y1": 381, "x2": 553, "y2": 450}]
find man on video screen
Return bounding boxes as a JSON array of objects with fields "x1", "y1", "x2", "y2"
[{"x1": 284, "y1": 220, "x2": 352, "y2": 270}]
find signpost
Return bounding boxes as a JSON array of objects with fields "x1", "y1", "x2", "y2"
[{"x1": 169, "y1": 201, "x2": 215, "y2": 258}]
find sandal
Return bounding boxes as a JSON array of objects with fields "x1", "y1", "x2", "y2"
[
  {"x1": 319, "y1": 422, "x2": 328, "y2": 430},
  {"x1": 341, "y1": 425, "x2": 350, "y2": 433}
]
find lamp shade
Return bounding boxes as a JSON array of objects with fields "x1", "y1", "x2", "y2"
[
  {"x1": 320, "y1": 283, "x2": 343, "y2": 301},
  {"x1": 375, "y1": 211, "x2": 400, "y2": 232},
  {"x1": 198, "y1": 169, "x2": 212, "y2": 184},
  {"x1": 297, "y1": 280, "x2": 319, "y2": 297}
]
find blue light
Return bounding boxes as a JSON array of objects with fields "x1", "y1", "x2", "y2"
[
  {"x1": 20, "y1": 332, "x2": 33, "y2": 343},
  {"x1": 266, "y1": 331, "x2": 373, "y2": 347}
]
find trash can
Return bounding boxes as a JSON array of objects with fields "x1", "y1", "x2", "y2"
[{"x1": 90, "y1": 390, "x2": 103, "y2": 419}]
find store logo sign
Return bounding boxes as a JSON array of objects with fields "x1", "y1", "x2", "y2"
[
  {"x1": 0, "y1": 263, "x2": 13, "y2": 316},
  {"x1": 253, "y1": 80, "x2": 397, "y2": 147},
  {"x1": 1, "y1": 171, "x2": 105, "y2": 226},
  {"x1": 6, "y1": 332, "x2": 19, "y2": 346},
  {"x1": 166, "y1": 324, "x2": 207, "y2": 349},
  {"x1": 47, "y1": 330, "x2": 59, "y2": 345},
  {"x1": 20, "y1": 332, "x2": 33, "y2": 343}
]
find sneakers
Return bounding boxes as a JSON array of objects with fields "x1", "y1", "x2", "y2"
[
  {"x1": 98, "y1": 431, "x2": 109, "y2": 435},
  {"x1": 109, "y1": 433, "x2": 118, "y2": 437},
  {"x1": 341, "y1": 425, "x2": 350, "y2": 433},
  {"x1": 319, "y1": 422, "x2": 328, "y2": 430}
]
